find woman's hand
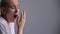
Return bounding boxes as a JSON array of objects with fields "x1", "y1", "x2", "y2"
[
  {"x1": 17, "y1": 10, "x2": 26, "y2": 34},
  {"x1": 18, "y1": 10, "x2": 26, "y2": 29}
]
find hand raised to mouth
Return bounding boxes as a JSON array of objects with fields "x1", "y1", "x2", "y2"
[{"x1": 16, "y1": 10, "x2": 26, "y2": 34}]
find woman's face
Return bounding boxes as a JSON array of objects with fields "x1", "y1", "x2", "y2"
[{"x1": 2, "y1": 0, "x2": 20, "y2": 22}]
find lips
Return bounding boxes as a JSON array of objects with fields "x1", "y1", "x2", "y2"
[
  {"x1": 14, "y1": 13, "x2": 19, "y2": 18},
  {"x1": 14, "y1": 15, "x2": 17, "y2": 18}
]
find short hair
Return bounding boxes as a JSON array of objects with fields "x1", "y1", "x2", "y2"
[{"x1": 0, "y1": 0, "x2": 9, "y2": 8}]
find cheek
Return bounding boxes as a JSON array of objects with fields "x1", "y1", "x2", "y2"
[{"x1": 6, "y1": 9, "x2": 15, "y2": 15}]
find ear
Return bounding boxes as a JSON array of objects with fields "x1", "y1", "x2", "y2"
[{"x1": 1, "y1": 7, "x2": 6, "y2": 14}]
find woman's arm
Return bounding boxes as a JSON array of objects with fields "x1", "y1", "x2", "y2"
[{"x1": 17, "y1": 10, "x2": 26, "y2": 34}]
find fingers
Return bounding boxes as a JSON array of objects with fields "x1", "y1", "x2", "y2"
[
  {"x1": 18, "y1": 10, "x2": 26, "y2": 27},
  {"x1": 19, "y1": 10, "x2": 26, "y2": 22},
  {"x1": 16, "y1": 9, "x2": 26, "y2": 29},
  {"x1": 22, "y1": 10, "x2": 26, "y2": 22}
]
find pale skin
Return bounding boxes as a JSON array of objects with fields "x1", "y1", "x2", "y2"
[
  {"x1": 1, "y1": 0, "x2": 26, "y2": 34},
  {"x1": 17, "y1": 10, "x2": 26, "y2": 34}
]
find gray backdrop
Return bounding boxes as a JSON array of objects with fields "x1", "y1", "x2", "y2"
[{"x1": 19, "y1": 0, "x2": 60, "y2": 34}]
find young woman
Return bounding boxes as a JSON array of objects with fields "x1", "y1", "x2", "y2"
[{"x1": 0, "y1": 0, "x2": 26, "y2": 34}]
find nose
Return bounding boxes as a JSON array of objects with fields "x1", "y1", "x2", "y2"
[
  {"x1": 15, "y1": 6, "x2": 19, "y2": 14},
  {"x1": 15, "y1": 8, "x2": 18, "y2": 13},
  {"x1": 14, "y1": 6, "x2": 19, "y2": 17}
]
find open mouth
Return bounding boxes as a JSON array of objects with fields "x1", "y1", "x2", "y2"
[{"x1": 14, "y1": 15, "x2": 18, "y2": 18}]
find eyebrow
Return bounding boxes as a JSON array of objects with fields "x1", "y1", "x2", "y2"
[{"x1": 9, "y1": 4, "x2": 19, "y2": 7}]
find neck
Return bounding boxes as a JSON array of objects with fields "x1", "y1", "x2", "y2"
[{"x1": 1, "y1": 14, "x2": 11, "y2": 23}]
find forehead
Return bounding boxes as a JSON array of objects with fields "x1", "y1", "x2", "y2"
[{"x1": 8, "y1": 0, "x2": 19, "y2": 6}]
